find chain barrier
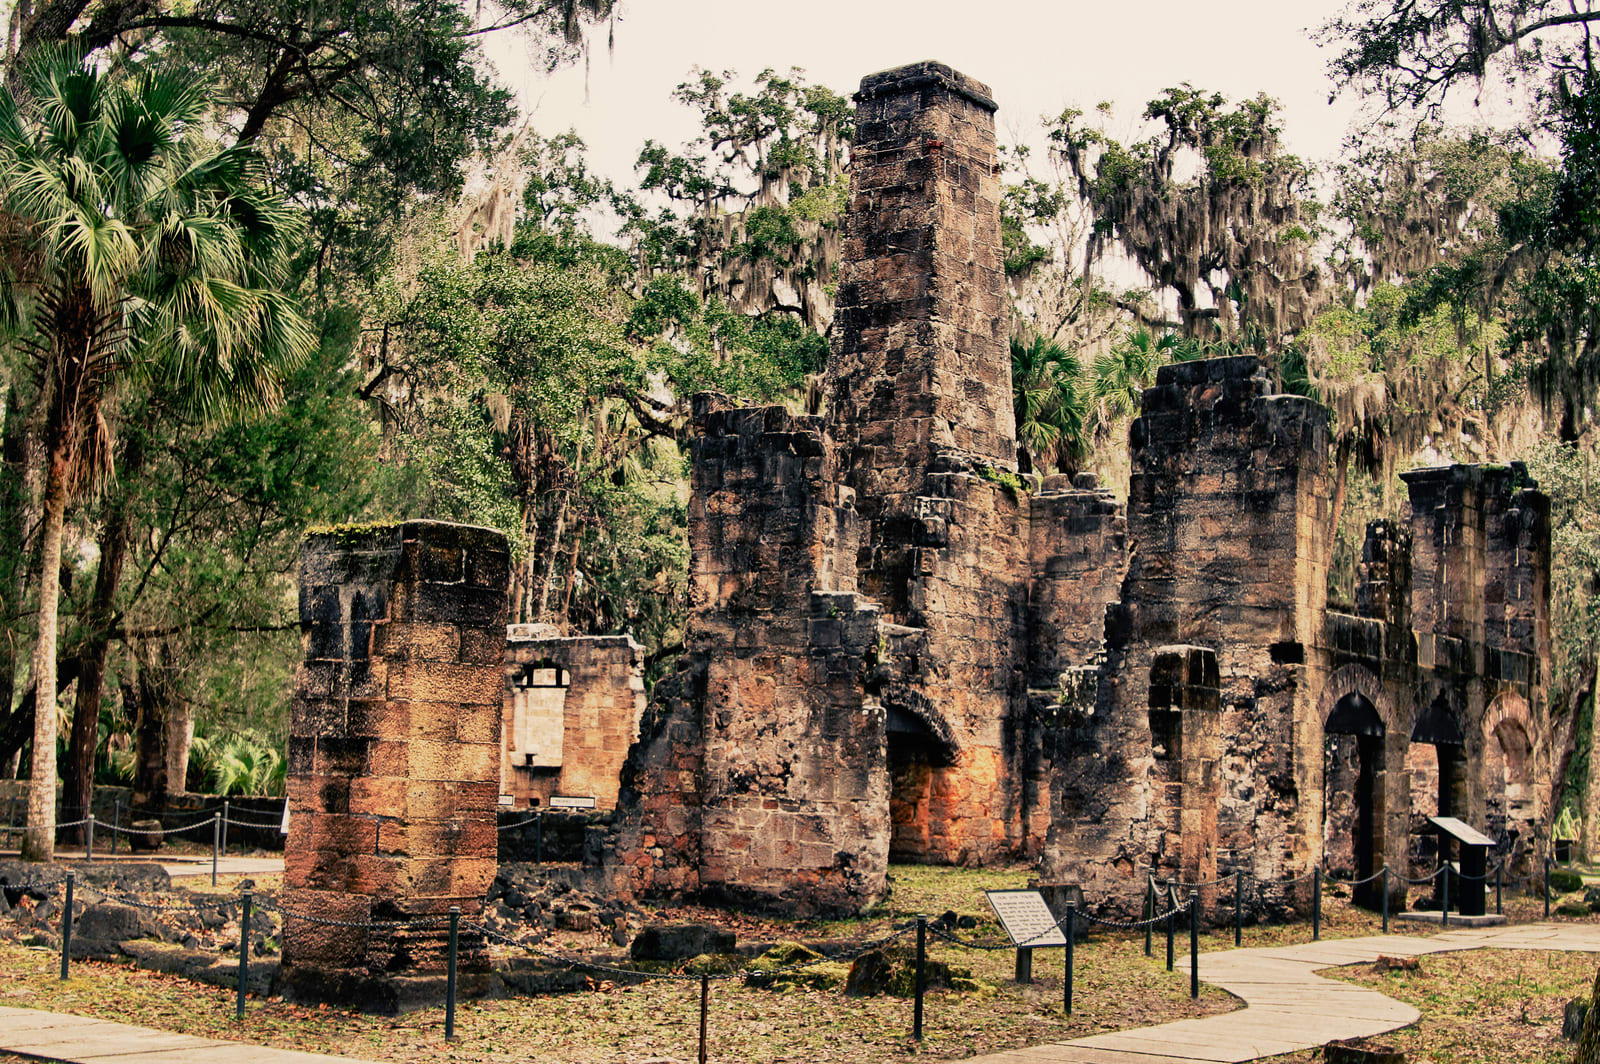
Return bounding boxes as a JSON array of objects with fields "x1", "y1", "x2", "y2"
[
  {"x1": 1321, "y1": 867, "x2": 1389, "y2": 887},
  {"x1": 259, "y1": 898, "x2": 452, "y2": 931},
  {"x1": 1400, "y1": 865, "x2": 1448, "y2": 885},
  {"x1": 1077, "y1": 902, "x2": 1192, "y2": 932},
  {"x1": 472, "y1": 919, "x2": 916, "y2": 984},
  {"x1": 77, "y1": 883, "x2": 222, "y2": 913},
  {"x1": 97, "y1": 818, "x2": 217, "y2": 838},
  {"x1": 1162, "y1": 875, "x2": 1230, "y2": 889},
  {"x1": 496, "y1": 816, "x2": 542, "y2": 832},
  {"x1": 223, "y1": 816, "x2": 286, "y2": 830}
]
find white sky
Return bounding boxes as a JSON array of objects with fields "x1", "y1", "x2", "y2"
[{"x1": 484, "y1": 0, "x2": 1371, "y2": 189}]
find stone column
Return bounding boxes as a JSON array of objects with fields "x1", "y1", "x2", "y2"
[{"x1": 281, "y1": 521, "x2": 509, "y2": 1000}]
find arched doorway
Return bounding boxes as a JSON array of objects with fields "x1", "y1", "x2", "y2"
[
  {"x1": 1409, "y1": 691, "x2": 1466, "y2": 901},
  {"x1": 1484, "y1": 703, "x2": 1536, "y2": 875},
  {"x1": 1324, "y1": 692, "x2": 1385, "y2": 908},
  {"x1": 886, "y1": 703, "x2": 958, "y2": 861}
]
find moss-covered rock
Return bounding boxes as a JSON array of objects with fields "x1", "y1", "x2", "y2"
[
  {"x1": 1550, "y1": 868, "x2": 1585, "y2": 894},
  {"x1": 681, "y1": 952, "x2": 743, "y2": 975},
  {"x1": 741, "y1": 942, "x2": 850, "y2": 991},
  {"x1": 844, "y1": 945, "x2": 989, "y2": 997}
]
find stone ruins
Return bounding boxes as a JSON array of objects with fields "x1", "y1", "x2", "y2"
[
  {"x1": 282, "y1": 62, "x2": 1556, "y2": 977},
  {"x1": 500, "y1": 627, "x2": 646, "y2": 810},
  {"x1": 599, "y1": 60, "x2": 1555, "y2": 915},
  {"x1": 282, "y1": 521, "x2": 509, "y2": 996}
]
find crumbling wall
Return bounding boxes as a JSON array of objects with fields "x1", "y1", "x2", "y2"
[
  {"x1": 281, "y1": 521, "x2": 508, "y2": 996},
  {"x1": 1403, "y1": 463, "x2": 1552, "y2": 871},
  {"x1": 501, "y1": 630, "x2": 646, "y2": 810},
  {"x1": 1045, "y1": 357, "x2": 1332, "y2": 910},
  {"x1": 606, "y1": 396, "x2": 886, "y2": 913}
]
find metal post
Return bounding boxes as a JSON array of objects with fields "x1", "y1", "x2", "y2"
[
  {"x1": 1381, "y1": 866, "x2": 1390, "y2": 934},
  {"x1": 222, "y1": 800, "x2": 230, "y2": 856},
  {"x1": 1441, "y1": 861, "x2": 1450, "y2": 928},
  {"x1": 1144, "y1": 877, "x2": 1154, "y2": 957},
  {"x1": 1544, "y1": 856, "x2": 1551, "y2": 918},
  {"x1": 211, "y1": 813, "x2": 221, "y2": 887},
  {"x1": 1063, "y1": 902, "x2": 1075, "y2": 1015},
  {"x1": 445, "y1": 907, "x2": 460, "y2": 1039},
  {"x1": 1165, "y1": 899, "x2": 1175, "y2": 972},
  {"x1": 237, "y1": 890, "x2": 252, "y2": 1019},
  {"x1": 1496, "y1": 862, "x2": 1504, "y2": 916},
  {"x1": 1015, "y1": 946, "x2": 1033, "y2": 984},
  {"x1": 1189, "y1": 890, "x2": 1199, "y2": 1000},
  {"x1": 1313, "y1": 864, "x2": 1322, "y2": 941},
  {"x1": 111, "y1": 799, "x2": 119, "y2": 856},
  {"x1": 535, "y1": 812, "x2": 543, "y2": 865},
  {"x1": 1234, "y1": 869, "x2": 1243, "y2": 947},
  {"x1": 85, "y1": 814, "x2": 94, "y2": 864},
  {"x1": 697, "y1": 972, "x2": 710, "y2": 1064},
  {"x1": 913, "y1": 915, "x2": 927, "y2": 1041},
  {"x1": 60, "y1": 871, "x2": 75, "y2": 980}
]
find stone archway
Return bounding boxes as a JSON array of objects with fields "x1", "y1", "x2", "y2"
[
  {"x1": 1408, "y1": 690, "x2": 1467, "y2": 885},
  {"x1": 1317, "y1": 666, "x2": 1394, "y2": 909},
  {"x1": 1483, "y1": 692, "x2": 1537, "y2": 874},
  {"x1": 881, "y1": 687, "x2": 961, "y2": 862}
]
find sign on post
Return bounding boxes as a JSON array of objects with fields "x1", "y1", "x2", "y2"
[{"x1": 984, "y1": 889, "x2": 1068, "y2": 948}]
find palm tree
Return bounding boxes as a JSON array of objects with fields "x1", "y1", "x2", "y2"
[
  {"x1": 1010, "y1": 334, "x2": 1090, "y2": 475},
  {"x1": 0, "y1": 51, "x2": 315, "y2": 861}
]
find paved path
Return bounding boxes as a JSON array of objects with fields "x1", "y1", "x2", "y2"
[
  {"x1": 966, "y1": 922, "x2": 1600, "y2": 1063},
  {"x1": 0, "y1": 851, "x2": 285, "y2": 880},
  {"x1": 0, "y1": 1008, "x2": 378, "y2": 1064}
]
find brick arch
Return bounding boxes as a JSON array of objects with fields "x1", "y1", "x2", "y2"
[
  {"x1": 1482, "y1": 691, "x2": 1537, "y2": 872},
  {"x1": 1316, "y1": 664, "x2": 1396, "y2": 735},
  {"x1": 1484, "y1": 691, "x2": 1533, "y2": 752}
]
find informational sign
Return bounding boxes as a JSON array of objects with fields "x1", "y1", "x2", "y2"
[
  {"x1": 497, "y1": 794, "x2": 516, "y2": 807},
  {"x1": 984, "y1": 889, "x2": 1068, "y2": 948},
  {"x1": 548, "y1": 794, "x2": 597, "y2": 810}
]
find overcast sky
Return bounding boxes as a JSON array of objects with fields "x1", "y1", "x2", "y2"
[{"x1": 482, "y1": 0, "x2": 1376, "y2": 189}]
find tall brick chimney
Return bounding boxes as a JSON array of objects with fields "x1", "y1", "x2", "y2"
[{"x1": 828, "y1": 62, "x2": 1014, "y2": 616}]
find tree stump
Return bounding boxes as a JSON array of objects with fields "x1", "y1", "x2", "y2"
[
  {"x1": 1324, "y1": 1039, "x2": 1405, "y2": 1063},
  {"x1": 128, "y1": 820, "x2": 163, "y2": 852},
  {"x1": 1577, "y1": 963, "x2": 1600, "y2": 1064}
]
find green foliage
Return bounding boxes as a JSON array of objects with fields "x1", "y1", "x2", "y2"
[
  {"x1": 1047, "y1": 87, "x2": 1322, "y2": 356},
  {"x1": 976, "y1": 465, "x2": 1027, "y2": 495},
  {"x1": 1010, "y1": 334, "x2": 1088, "y2": 475},
  {"x1": 188, "y1": 729, "x2": 287, "y2": 796},
  {"x1": 1524, "y1": 440, "x2": 1600, "y2": 700}
]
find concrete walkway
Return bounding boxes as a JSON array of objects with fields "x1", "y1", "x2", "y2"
[
  {"x1": 0, "y1": 851, "x2": 286, "y2": 880},
  {"x1": 967, "y1": 922, "x2": 1600, "y2": 1063},
  {"x1": 0, "y1": 1008, "x2": 378, "y2": 1064}
]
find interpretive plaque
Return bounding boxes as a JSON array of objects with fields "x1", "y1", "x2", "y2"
[
  {"x1": 984, "y1": 889, "x2": 1067, "y2": 948},
  {"x1": 549, "y1": 795, "x2": 598, "y2": 810}
]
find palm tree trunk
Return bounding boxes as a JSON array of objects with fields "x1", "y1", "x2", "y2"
[
  {"x1": 62, "y1": 433, "x2": 140, "y2": 842},
  {"x1": 21, "y1": 446, "x2": 68, "y2": 861}
]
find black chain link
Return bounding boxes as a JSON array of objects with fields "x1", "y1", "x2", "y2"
[
  {"x1": 472, "y1": 920, "x2": 915, "y2": 983},
  {"x1": 259, "y1": 898, "x2": 451, "y2": 931},
  {"x1": 1078, "y1": 902, "x2": 1192, "y2": 932},
  {"x1": 496, "y1": 816, "x2": 542, "y2": 832}
]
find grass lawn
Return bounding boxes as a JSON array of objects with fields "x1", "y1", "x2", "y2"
[{"x1": 0, "y1": 863, "x2": 1595, "y2": 1063}]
